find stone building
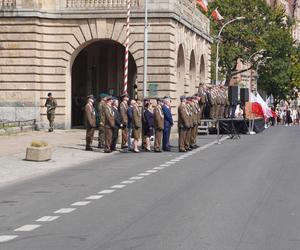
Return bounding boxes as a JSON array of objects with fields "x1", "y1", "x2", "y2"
[{"x1": 0, "y1": 0, "x2": 212, "y2": 128}]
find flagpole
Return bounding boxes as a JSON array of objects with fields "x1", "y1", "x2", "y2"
[
  {"x1": 143, "y1": 0, "x2": 148, "y2": 98},
  {"x1": 123, "y1": 0, "x2": 131, "y2": 94}
]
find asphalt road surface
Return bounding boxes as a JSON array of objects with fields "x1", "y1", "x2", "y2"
[{"x1": 0, "y1": 126, "x2": 300, "y2": 250}]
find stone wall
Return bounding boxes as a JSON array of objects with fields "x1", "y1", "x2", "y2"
[{"x1": 0, "y1": 0, "x2": 212, "y2": 128}]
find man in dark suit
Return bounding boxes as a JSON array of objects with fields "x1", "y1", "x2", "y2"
[{"x1": 162, "y1": 96, "x2": 173, "y2": 151}]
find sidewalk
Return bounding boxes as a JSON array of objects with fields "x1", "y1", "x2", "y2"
[
  {"x1": 0, "y1": 129, "x2": 110, "y2": 187},
  {"x1": 0, "y1": 129, "x2": 221, "y2": 188}
]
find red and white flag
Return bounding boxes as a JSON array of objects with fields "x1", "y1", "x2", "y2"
[
  {"x1": 250, "y1": 92, "x2": 273, "y2": 118},
  {"x1": 197, "y1": 0, "x2": 208, "y2": 13},
  {"x1": 211, "y1": 8, "x2": 224, "y2": 21}
]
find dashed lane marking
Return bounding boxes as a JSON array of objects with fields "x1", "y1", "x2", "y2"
[
  {"x1": 71, "y1": 201, "x2": 91, "y2": 206},
  {"x1": 98, "y1": 189, "x2": 116, "y2": 194},
  {"x1": 111, "y1": 185, "x2": 126, "y2": 189},
  {"x1": 36, "y1": 216, "x2": 60, "y2": 222},
  {"x1": 14, "y1": 225, "x2": 41, "y2": 232},
  {"x1": 146, "y1": 170, "x2": 158, "y2": 173},
  {"x1": 85, "y1": 195, "x2": 103, "y2": 200},
  {"x1": 0, "y1": 235, "x2": 18, "y2": 243},
  {"x1": 165, "y1": 162, "x2": 176, "y2": 165},
  {"x1": 54, "y1": 208, "x2": 76, "y2": 214},
  {"x1": 160, "y1": 164, "x2": 170, "y2": 167},
  {"x1": 121, "y1": 180, "x2": 135, "y2": 184},
  {"x1": 170, "y1": 159, "x2": 181, "y2": 162},
  {"x1": 138, "y1": 173, "x2": 151, "y2": 176},
  {"x1": 130, "y1": 176, "x2": 144, "y2": 180},
  {"x1": 153, "y1": 167, "x2": 165, "y2": 170}
]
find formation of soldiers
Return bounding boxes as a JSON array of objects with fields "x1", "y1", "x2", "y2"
[
  {"x1": 83, "y1": 93, "x2": 206, "y2": 153},
  {"x1": 198, "y1": 84, "x2": 231, "y2": 119}
]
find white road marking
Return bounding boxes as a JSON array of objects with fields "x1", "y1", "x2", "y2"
[
  {"x1": 146, "y1": 170, "x2": 158, "y2": 173},
  {"x1": 54, "y1": 208, "x2": 76, "y2": 214},
  {"x1": 0, "y1": 235, "x2": 18, "y2": 243},
  {"x1": 170, "y1": 159, "x2": 181, "y2": 162},
  {"x1": 98, "y1": 189, "x2": 115, "y2": 194},
  {"x1": 71, "y1": 201, "x2": 91, "y2": 206},
  {"x1": 165, "y1": 162, "x2": 176, "y2": 165},
  {"x1": 160, "y1": 164, "x2": 170, "y2": 167},
  {"x1": 138, "y1": 173, "x2": 151, "y2": 176},
  {"x1": 130, "y1": 176, "x2": 144, "y2": 180},
  {"x1": 14, "y1": 224, "x2": 41, "y2": 232},
  {"x1": 36, "y1": 216, "x2": 60, "y2": 222},
  {"x1": 111, "y1": 185, "x2": 126, "y2": 189},
  {"x1": 85, "y1": 195, "x2": 103, "y2": 200},
  {"x1": 121, "y1": 180, "x2": 135, "y2": 184},
  {"x1": 153, "y1": 167, "x2": 165, "y2": 170}
]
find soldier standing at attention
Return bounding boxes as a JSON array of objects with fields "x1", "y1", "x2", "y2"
[
  {"x1": 185, "y1": 97, "x2": 193, "y2": 151},
  {"x1": 132, "y1": 98, "x2": 142, "y2": 153},
  {"x1": 111, "y1": 98, "x2": 122, "y2": 151},
  {"x1": 153, "y1": 98, "x2": 164, "y2": 152},
  {"x1": 104, "y1": 96, "x2": 115, "y2": 153},
  {"x1": 97, "y1": 93, "x2": 108, "y2": 148},
  {"x1": 178, "y1": 96, "x2": 190, "y2": 152},
  {"x1": 162, "y1": 96, "x2": 173, "y2": 151},
  {"x1": 84, "y1": 95, "x2": 96, "y2": 151},
  {"x1": 120, "y1": 93, "x2": 129, "y2": 148},
  {"x1": 190, "y1": 96, "x2": 200, "y2": 149},
  {"x1": 44, "y1": 92, "x2": 57, "y2": 132}
]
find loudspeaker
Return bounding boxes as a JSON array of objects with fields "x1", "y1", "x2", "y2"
[
  {"x1": 228, "y1": 86, "x2": 239, "y2": 105},
  {"x1": 240, "y1": 88, "x2": 249, "y2": 106}
]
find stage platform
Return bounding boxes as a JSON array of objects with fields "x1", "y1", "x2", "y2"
[{"x1": 218, "y1": 118, "x2": 265, "y2": 134}]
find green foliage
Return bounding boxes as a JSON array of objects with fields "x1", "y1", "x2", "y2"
[{"x1": 206, "y1": 0, "x2": 299, "y2": 103}]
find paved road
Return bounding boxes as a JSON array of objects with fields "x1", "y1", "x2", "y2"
[{"x1": 0, "y1": 126, "x2": 300, "y2": 250}]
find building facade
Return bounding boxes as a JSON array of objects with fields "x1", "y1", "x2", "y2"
[{"x1": 0, "y1": 0, "x2": 212, "y2": 129}]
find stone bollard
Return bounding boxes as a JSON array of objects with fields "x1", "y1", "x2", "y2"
[{"x1": 26, "y1": 141, "x2": 52, "y2": 162}]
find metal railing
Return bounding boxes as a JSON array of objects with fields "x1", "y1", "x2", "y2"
[{"x1": 65, "y1": 0, "x2": 140, "y2": 9}]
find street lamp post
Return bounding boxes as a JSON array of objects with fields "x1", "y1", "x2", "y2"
[
  {"x1": 143, "y1": 0, "x2": 148, "y2": 98},
  {"x1": 215, "y1": 16, "x2": 245, "y2": 85}
]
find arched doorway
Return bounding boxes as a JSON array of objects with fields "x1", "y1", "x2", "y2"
[
  {"x1": 189, "y1": 50, "x2": 196, "y2": 95},
  {"x1": 71, "y1": 39, "x2": 137, "y2": 127},
  {"x1": 176, "y1": 44, "x2": 185, "y2": 96},
  {"x1": 199, "y1": 55, "x2": 206, "y2": 85}
]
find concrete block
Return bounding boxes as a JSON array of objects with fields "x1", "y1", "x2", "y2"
[
  {"x1": 21, "y1": 125, "x2": 35, "y2": 132},
  {"x1": 5, "y1": 127, "x2": 21, "y2": 134},
  {"x1": 0, "y1": 129, "x2": 5, "y2": 135},
  {"x1": 26, "y1": 146, "x2": 52, "y2": 162}
]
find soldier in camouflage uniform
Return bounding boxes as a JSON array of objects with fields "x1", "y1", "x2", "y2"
[{"x1": 44, "y1": 92, "x2": 57, "y2": 132}]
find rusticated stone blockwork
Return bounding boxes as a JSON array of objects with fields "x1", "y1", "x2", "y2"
[{"x1": 0, "y1": 0, "x2": 212, "y2": 128}]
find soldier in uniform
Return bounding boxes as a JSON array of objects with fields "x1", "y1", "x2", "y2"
[
  {"x1": 111, "y1": 98, "x2": 123, "y2": 151},
  {"x1": 84, "y1": 95, "x2": 96, "y2": 151},
  {"x1": 97, "y1": 93, "x2": 108, "y2": 148},
  {"x1": 185, "y1": 97, "x2": 194, "y2": 150},
  {"x1": 153, "y1": 98, "x2": 164, "y2": 152},
  {"x1": 190, "y1": 95, "x2": 200, "y2": 148},
  {"x1": 198, "y1": 84, "x2": 206, "y2": 119},
  {"x1": 178, "y1": 96, "x2": 190, "y2": 152},
  {"x1": 132, "y1": 98, "x2": 142, "y2": 153},
  {"x1": 44, "y1": 92, "x2": 57, "y2": 132},
  {"x1": 104, "y1": 96, "x2": 115, "y2": 153},
  {"x1": 119, "y1": 93, "x2": 129, "y2": 148}
]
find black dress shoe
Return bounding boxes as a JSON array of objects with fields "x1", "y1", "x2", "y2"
[
  {"x1": 179, "y1": 149, "x2": 186, "y2": 152},
  {"x1": 104, "y1": 150, "x2": 112, "y2": 153},
  {"x1": 85, "y1": 147, "x2": 93, "y2": 151},
  {"x1": 154, "y1": 150, "x2": 162, "y2": 153},
  {"x1": 163, "y1": 148, "x2": 171, "y2": 151}
]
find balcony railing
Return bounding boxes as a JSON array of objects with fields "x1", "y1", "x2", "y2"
[
  {"x1": 0, "y1": 0, "x2": 16, "y2": 8},
  {"x1": 65, "y1": 0, "x2": 140, "y2": 9}
]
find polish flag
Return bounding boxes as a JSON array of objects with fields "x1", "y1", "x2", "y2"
[
  {"x1": 250, "y1": 92, "x2": 273, "y2": 118},
  {"x1": 197, "y1": 0, "x2": 208, "y2": 13},
  {"x1": 211, "y1": 8, "x2": 224, "y2": 21}
]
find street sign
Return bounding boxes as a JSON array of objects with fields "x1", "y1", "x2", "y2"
[{"x1": 148, "y1": 83, "x2": 158, "y2": 97}]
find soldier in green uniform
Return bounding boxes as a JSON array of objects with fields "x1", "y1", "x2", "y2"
[
  {"x1": 178, "y1": 96, "x2": 190, "y2": 152},
  {"x1": 84, "y1": 95, "x2": 96, "y2": 151},
  {"x1": 97, "y1": 93, "x2": 108, "y2": 148},
  {"x1": 44, "y1": 92, "x2": 57, "y2": 132}
]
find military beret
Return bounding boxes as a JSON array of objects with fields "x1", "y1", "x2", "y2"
[
  {"x1": 99, "y1": 93, "x2": 108, "y2": 98},
  {"x1": 47, "y1": 92, "x2": 52, "y2": 97},
  {"x1": 106, "y1": 95, "x2": 113, "y2": 100}
]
